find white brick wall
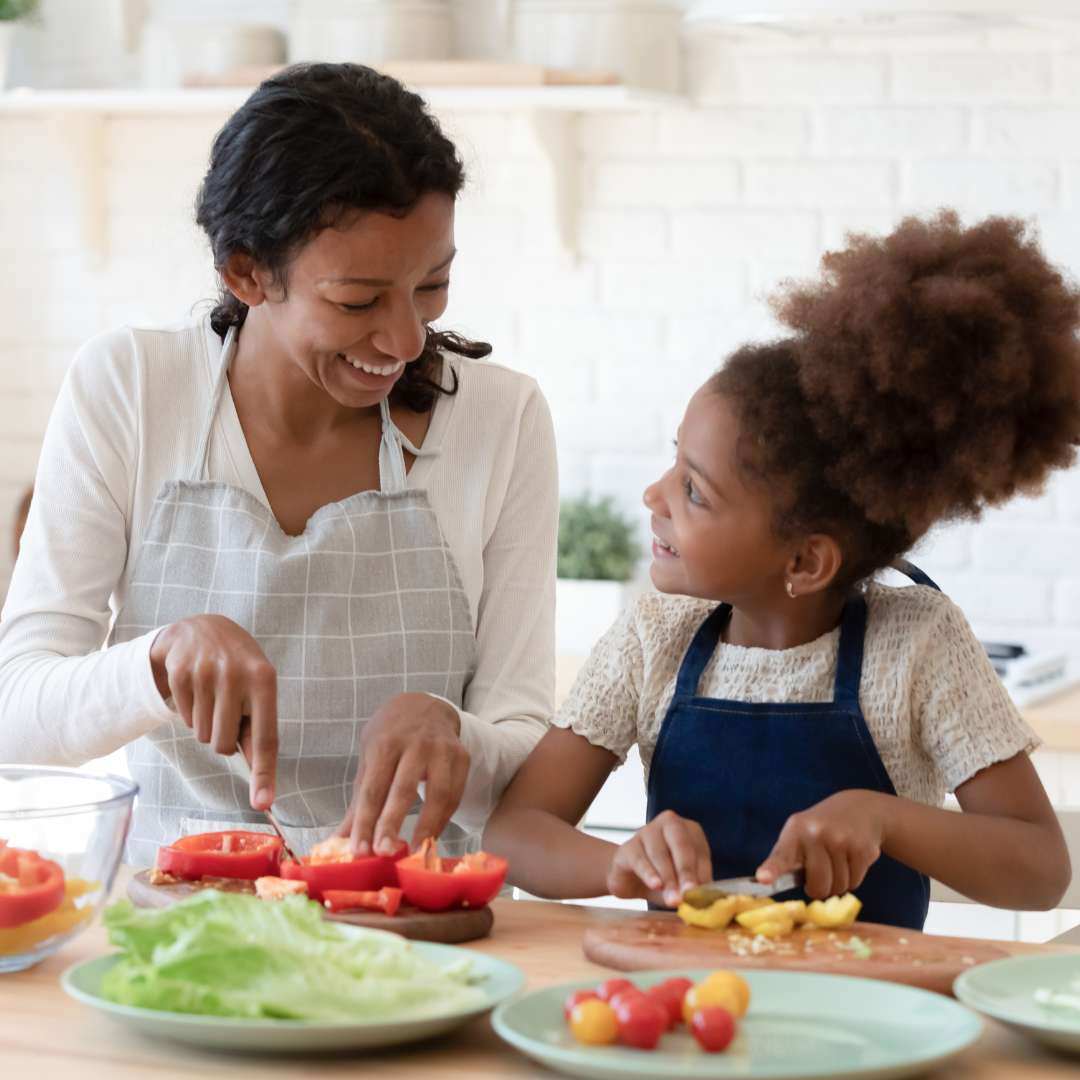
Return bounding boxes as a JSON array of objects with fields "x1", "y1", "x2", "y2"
[{"x1": 3, "y1": 23, "x2": 1080, "y2": 661}]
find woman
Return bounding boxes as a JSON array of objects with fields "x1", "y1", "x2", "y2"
[{"x1": 0, "y1": 64, "x2": 558, "y2": 867}]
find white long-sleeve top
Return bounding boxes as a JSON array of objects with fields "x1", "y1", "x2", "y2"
[{"x1": 0, "y1": 316, "x2": 557, "y2": 832}]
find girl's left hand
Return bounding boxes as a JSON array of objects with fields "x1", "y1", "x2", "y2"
[
  {"x1": 337, "y1": 692, "x2": 470, "y2": 857},
  {"x1": 756, "y1": 790, "x2": 889, "y2": 899}
]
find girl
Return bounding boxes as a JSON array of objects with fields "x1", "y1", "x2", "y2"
[{"x1": 484, "y1": 212, "x2": 1078, "y2": 929}]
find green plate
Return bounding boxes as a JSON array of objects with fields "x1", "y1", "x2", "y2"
[
  {"x1": 493, "y1": 969, "x2": 982, "y2": 1080},
  {"x1": 62, "y1": 932, "x2": 525, "y2": 1054},
  {"x1": 954, "y1": 953, "x2": 1080, "y2": 1055}
]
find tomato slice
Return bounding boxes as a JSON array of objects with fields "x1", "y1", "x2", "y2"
[
  {"x1": 280, "y1": 841, "x2": 408, "y2": 901},
  {"x1": 395, "y1": 850, "x2": 508, "y2": 912},
  {"x1": 0, "y1": 842, "x2": 66, "y2": 929},
  {"x1": 322, "y1": 887, "x2": 403, "y2": 917},
  {"x1": 155, "y1": 831, "x2": 283, "y2": 881}
]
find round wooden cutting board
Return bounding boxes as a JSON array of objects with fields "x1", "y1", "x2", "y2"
[
  {"x1": 127, "y1": 870, "x2": 493, "y2": 945},
  {"x1": 582, "y1": 912, "x2": 1009, "y2": 996}
]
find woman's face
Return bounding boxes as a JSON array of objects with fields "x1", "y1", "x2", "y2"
[
  {"x1": 249, "y1": 192, "x2": 456, "y2": 410},
  {"x1": 643, "y1": 388, "x2": 790, "y2": 603}
]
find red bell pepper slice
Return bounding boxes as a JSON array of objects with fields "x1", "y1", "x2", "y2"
[
  {"x1": 155, "y1": 831, "x2": 283, "y2": 881},
  {"x1": 280, "y1": 841, "x2": 408, "y2": 901},
  {"x1": 395, "y1": 845, "x2": 508, "y2": 913},
  {"x1": 322, "y1": 887, "x2": 403, "y2": 917},
  {"x1": 0, "y1": 841, "x2": 66, "y2": 929}
]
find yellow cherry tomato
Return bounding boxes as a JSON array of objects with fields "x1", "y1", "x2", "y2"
[
  {"x1": 701, "y1": 970, "x2": 751, "y2": 1018},
  {"x1": 683, "y1": 979, "x2": 742, "y2": 1025},
  {"x1": 569, "y1": 998, "x2": 619, "y2": 1046}
]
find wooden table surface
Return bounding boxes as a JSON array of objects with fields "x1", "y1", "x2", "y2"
[{"x1": 3, "y1": 877, "x2": 1080, "y2": 1079}]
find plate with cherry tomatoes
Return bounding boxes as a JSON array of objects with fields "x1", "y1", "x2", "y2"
[{"x1": 491, "y1": 967, "x2": 981, "y2": 1079}]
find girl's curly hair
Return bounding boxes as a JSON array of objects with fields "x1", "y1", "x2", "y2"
[
  {"x1": 195, "y1": 62, "x2": 489, "y2": 412},
  {"x1": 712, "y1": 212, "x2": 1080, "y2": 587}
]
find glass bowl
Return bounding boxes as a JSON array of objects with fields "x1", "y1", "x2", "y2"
[{"x1": 0, "y1": 766, "x2": 137, "y2": 973}]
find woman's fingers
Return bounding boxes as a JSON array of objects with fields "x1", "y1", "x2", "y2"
[
  {"x1": 411, "y1": 751, "x2": 468, "y2": 850},
  {"x1": 372, "y1": 750, "x2": 425, "y2": 855},
  {"x1": 348, "y1": 742, "x2": 398, "y2": 855},
  {"x1": 190, "y1": 664, "x2": 215, "y2": 744},
  {"x1": 243, "y1": 666, "x2": 278, "y2": 810},
  {"x1": 211, "y1": 676, "x2": 243, "y2": 757}
]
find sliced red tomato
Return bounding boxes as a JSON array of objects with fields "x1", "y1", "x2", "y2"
[
  {"x1": 322, "y1": 887, "x2": 403, "y2": 917},
  {"x1": 280, "y1": 842, "x2": 408, "y2": 901},
  {"x1": 155, "y1": 831, "x2": 283, "y2": 881},
  {"x1": 395, "y1": 847, "x2": 508, "y2": 913},
  {"x1": 0, "y1": 842, "x2": 66, "y2": 929}
]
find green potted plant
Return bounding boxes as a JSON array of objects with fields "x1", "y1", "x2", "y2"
[
  {"x1": 0, "y1": 0, "x2": 36, "y2": 90},
  {"x1": 556, "y1": 495, "x2": 641, "y2": 655}
]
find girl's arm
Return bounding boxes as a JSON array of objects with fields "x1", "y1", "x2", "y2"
[
  {"x1": 758, "y1": 753, "x2": 1070, "y2": 909},
  {"x1": 482, "y1": 727, "x2": 621, "y2": 898}
]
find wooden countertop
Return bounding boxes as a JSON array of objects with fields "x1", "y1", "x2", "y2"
[{"x1": 4, "y1": 876, "x2": 1080, "y2": 1079}]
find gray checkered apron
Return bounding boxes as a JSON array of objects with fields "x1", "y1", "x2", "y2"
[{"x1": 112, "y1": 328, "x2": 477, "y2": 866}]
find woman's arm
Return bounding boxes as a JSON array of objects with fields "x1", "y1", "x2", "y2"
[
  {"x1": 441, "y1": 380, "x2": 561, "y2": 833},
  {"x1": 483, "y1": 727, "x2": 622, "y2": 898},
  {"x1": 0, "y1": 332, "x2": 174, "y2": 763}
]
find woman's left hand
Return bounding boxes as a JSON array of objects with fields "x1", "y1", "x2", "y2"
[
  {"x1": 338, "y1": 693, "x2": 470, "y2": 857},
  {"x1": 755, "y1": 790, "x2": 889, "y2": 899}
]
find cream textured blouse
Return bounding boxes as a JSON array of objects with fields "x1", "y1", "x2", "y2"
[{"x1": 554, "y1": 583, "x2": 1039, "y2": 806}]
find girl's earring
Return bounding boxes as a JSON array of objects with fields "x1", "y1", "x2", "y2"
[{"x1": 786, "y1": 580, "x2": 797, "y2": 599}]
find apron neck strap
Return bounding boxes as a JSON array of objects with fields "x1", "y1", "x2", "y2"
[
  {"x1": 891, "y1": 558, "x2": 941, "y2": 591},
  {"x1": 831, "y1": 594, "x2": 868, "y2": 708},
  {"x1": 190, "y1": 325, "x2": 237, "y2": 483},
  {"x1": 673, "y1": 603, "x2": 731, "y2": 699}
]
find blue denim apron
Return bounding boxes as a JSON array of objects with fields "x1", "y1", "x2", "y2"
[{"x1": 645, "y1": 567, "x2": 937, "y2": 930}]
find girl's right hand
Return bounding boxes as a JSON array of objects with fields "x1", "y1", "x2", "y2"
[
  {"x1": 149, "y1": 614, "x2": 279, "y2": 810},
  {"x1": 606, "y1": 810, "x2": 713, "y2": 908}
]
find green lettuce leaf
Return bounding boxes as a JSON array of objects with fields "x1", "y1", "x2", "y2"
[{"x1": 100, "y1": 891, "x2": 485, "y2": 1022}]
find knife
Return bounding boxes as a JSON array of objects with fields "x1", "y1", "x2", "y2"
[{"x1": 681, "y1": 870, "x2": 806, "y2": 909}]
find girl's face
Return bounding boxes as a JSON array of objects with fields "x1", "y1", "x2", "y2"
[
  {"x1": 643, "y1": 388, "x2": 792, "y2": 603},
  {"x1": 246, "y1": 192, "x2": 456, "y2": 410}
]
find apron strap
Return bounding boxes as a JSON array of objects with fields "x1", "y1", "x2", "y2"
[
  {"x1": 831, "y1": 594, "x2": 868, "y2": 708},
  {"x1": 892, "y1": 558, "x2": 941, "y2": 591},
  {"x1": 377, "y1": 396, "x2": 441, "y2": 495},
  {"x1": 673, "y1": 603, "x2": 731, "y2": 699},
  {"x1": 189, "y1": 325, "x2": 237, "y2": 483}
]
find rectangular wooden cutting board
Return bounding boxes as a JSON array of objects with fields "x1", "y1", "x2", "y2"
[
  {"x1": 127, "y1": 870, "x2": 493, "y2": 945},
  {"x1": 583, "y1": 912, "x2": 1010, "y2": 996}
]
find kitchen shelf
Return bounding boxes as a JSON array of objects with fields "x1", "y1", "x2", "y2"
[{"x1": 0, "y1": 84, "x2": 681, "y2": 115}]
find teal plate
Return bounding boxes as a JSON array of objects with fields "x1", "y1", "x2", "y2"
[
  {"x1": 493, "y1": 969, "x2": 982, "y2": 1080},
  {"x1": 62, "y1": 933, "x2": 525, "y2": 1054},
  {"x1": 954, "y1": 953, "x2": 1080, "y2": 1055}
]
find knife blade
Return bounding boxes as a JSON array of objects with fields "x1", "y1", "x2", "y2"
[
  {"x1": 236, "y1": 720, "x2": 300, "y2": 864},
  {"x1": 681, "y1": 869, "x2": 806, "y2": 909}
]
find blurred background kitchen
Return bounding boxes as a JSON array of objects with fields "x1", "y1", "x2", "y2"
[{"x1": 2, "y1": 0, "x2": 1080, "y2": 939}]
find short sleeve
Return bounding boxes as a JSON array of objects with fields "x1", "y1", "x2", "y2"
[
  {"x1": 551, "y1": 601, "x2": 644, "y2": 765},
  {"x1": 914, "y1": 595, "x2": 1040, "y2": 793}
]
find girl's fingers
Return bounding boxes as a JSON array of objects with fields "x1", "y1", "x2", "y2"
[
  {"x1": 621, "y1": 839, "x2": 663, "y2": 894},
  {"x1": 663, "y1": 818, "x2": 710, "y2": 897},
  {"x1": 828, "y1": 846, "x2": 850, "y2": 898},
  {"x1": 641, "y1": 826, "x2": 681, "y2": 906},
  {"x1": 802, "y1": 841, "x2": 832, "y2": 900},
  {"x1": 757, "y1": 823, "x2": 801, "y2": 885}
]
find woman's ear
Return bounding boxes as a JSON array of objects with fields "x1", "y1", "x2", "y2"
[
  {"x1": 786, "y1": 533, "x2": 844, "y2": 597},
  {"x1": 219, "y1": 253, "x2": 269, "y2": 309}
]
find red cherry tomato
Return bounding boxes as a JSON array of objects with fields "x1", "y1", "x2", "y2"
[
  {"x1": 563, "y1": 989, "x2": 600, "y2": 1021},
  {"x1": 597, "y1": 977, "x2": 635, "y2": 1002},
  {"x1": 691, "y1": 1006, "x2": 736, "y2": 1053},
  {"x1": 647, "y1": 977, "x2": 694, "y2": 1028},
  {"x1": 613, "y1": 994, "x2": 668, "y2": 1051}
]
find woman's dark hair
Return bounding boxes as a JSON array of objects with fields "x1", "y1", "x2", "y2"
[
  {"x1": 195, "y1": 62, "x2": 489, "y2": 412},
  {"x1": 712, "y1": 211, "x2": 1080, "y2": 588}
]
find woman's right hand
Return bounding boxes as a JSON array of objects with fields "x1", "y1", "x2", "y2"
[
  {"x1": 149, "y1": 614, "x2": 278, "y2": 810},
  {"x1": 606, "y1": 810, "x2": 713, "y2": 909}
]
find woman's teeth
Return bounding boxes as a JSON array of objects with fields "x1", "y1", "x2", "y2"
[
  {"x1": 339, "y1": 355, "x2": 405, "y2": 377},
  {"x1": 653, "y1": 534, "x2": 679, "y2": 556}
]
